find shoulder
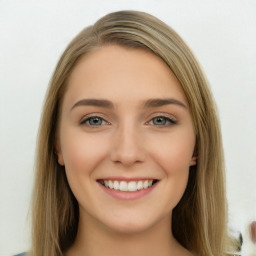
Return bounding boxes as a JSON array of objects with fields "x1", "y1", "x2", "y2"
[{"x1": 13, "y1": 253, "x2": 27, "y2": 256}]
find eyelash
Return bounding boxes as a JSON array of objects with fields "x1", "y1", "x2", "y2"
[
  {"x1": 80, "y1": 114, "x2": 177, "y2": 128},
  {"x1": 80, "y1": 116, "x2": 110, "y2": 127},
  {"x1": 146, "y1": 116, "x2": 177, "y2": 126}
]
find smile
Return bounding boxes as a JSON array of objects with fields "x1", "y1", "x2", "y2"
[
  {"x1": 97, "y1": 178, "x2": 159, "y2": 200},
  {"x1": 98, "y1": 179, "x2": 158, "y2": 192}
]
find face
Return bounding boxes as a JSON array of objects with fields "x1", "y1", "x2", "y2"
[{"x1": 56, "y1": 45, "x2": 196, "y2": 234}]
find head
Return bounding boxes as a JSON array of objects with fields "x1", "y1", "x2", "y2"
[{"x1": 31, "y1": 10, "x2": 226, "y2": 256}]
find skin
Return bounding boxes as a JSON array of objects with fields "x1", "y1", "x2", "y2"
[{"x1": 56, "y1": 45, "x2": 196, "y2": 256}]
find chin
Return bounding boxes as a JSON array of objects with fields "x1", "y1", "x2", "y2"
[
  {"x1": 100, "y1": 211, "x2": 167, "y2": 235},
  {"x1": 106, "y1": 221, "x2": 153, "y2": 234}
]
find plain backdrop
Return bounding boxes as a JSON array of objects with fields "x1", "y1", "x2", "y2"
[{"x1": 0, "y1": 0, "x2": 256, "y2": 255}]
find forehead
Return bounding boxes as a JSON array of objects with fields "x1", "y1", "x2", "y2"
[{"x1": 64, "y1": 45, "x2": 187, "y2": 106}]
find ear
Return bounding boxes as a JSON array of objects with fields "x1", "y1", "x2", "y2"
[
  {"x1": 190, "y1": 143, "x2": 197, "y2": 166},
  {"x1": 55, "y1": 139, "x2": 65, "y2": 166},
  {"x1": 190, "y1": 155, "x2": 197, "y2": 166}
]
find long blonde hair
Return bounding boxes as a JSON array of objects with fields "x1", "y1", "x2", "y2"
[{"x1": 30, "y1": 10, "x2": 227, "y2": 256}]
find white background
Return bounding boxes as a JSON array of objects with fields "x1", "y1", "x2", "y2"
[{"x1": 0, "y1": 0, "x2": 256, "y2": 255}]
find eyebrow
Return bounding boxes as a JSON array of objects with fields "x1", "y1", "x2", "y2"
[
  {"x1": 143, "y1": 98, "x2": 187, "y2": 109},
  {"x1": 71, "y1": 98, "x2": 187, "y2": 111},
  {"x1": 71, "y1": 99, "x2": 114, "y2": 110}
]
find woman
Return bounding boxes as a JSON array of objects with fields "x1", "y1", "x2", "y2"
[{"x1": 24, "y1": 10, "x2": 227, "y2": 256}]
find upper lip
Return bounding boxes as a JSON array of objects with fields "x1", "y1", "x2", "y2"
[{"x1": 97, "y1": 176, "x2": 159, "y2": 182}]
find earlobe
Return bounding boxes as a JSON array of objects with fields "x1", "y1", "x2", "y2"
[
  {"x1": 190, "y1": 156, "x2": 197, "y2": 166},
  {"x1": 190, "y1": 144, "x2": 197, "y2": 166},
  {"x1": 55, "y1": 140, "x2": 65, "y2": 166}
]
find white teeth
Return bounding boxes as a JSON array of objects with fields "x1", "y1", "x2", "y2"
[
  {"x1": 100, "y1": 179, "x2": 156, "y2": 191},
  {"x1": 137, "y1": 181, "x2": 143, "y2": 190},
  {"x1": 108, "y1": 180, "x2": 114, "y2": 189},
  {"x1": 128, "y1": 181, "x2": 137, "y2": 192},
  {"x1": 113, "y1": 180, "x2": 119, "y2": 190},
  {"x1": 143, "y1": 180, "x2": 149, "y2": 189},
  {"x1": 119, "y1": 181, "x2": 128, "y2": 191}
]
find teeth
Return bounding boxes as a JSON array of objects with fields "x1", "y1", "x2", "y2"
[
  {"x1": 143, "y1": 180, "x2": 149, "y2": 189},
  {"x1": 100, "y1": 179, "x2": 156, "y2": 191},
  {"x1": 113, "y1": 181, "x2": 119, "y2": 190},
  {"x1": 137, "y1": 181, "x2": 143, "y2": 190},
  {"x1": 119, "y1": 181, "x2": 128, "y2": 191},
  {"x1": 127, "y1": 181, "x2": 137, "y2": 191},
  {"x1": 108, "y1": 180, "x2": 114, "y2": 189}
]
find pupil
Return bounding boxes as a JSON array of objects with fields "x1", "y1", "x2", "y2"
[
  {"x1": 154, "y1": 117, "x2": 166, "y2": 125},
  {"x1": 90, "y1": 117, "x2": 101, "y2": 125}
]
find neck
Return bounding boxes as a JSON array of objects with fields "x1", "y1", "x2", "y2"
[{"x1": 65, "y1": 209, "x2": 192, "y2": 256}]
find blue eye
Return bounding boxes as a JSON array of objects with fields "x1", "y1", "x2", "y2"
[
  {"x1": 80, "y1": 115, "x2": 176, "y2": 127},
  {"x1": 81, "y1": 116, "x2": 108, "y2": 126},
  {"x1": 150, "y1": 116, "x2": 176, "y2": 126}
]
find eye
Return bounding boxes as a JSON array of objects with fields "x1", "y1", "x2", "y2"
[
  {"x1": 148, "y1": 116, "x2": 176, "y2": 126},
  {"x1": 80, "y1": 116, "x2": 109, "y2": 127}
]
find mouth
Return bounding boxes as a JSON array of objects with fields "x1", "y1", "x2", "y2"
[{"x1": 97, "y1": 179, "x2": 159, "y2": 192}]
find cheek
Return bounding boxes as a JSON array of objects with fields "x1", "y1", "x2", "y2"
[
  {"x1": 149, "y1": 131, "x2": 194, "y2": 207},
  {"x1": 60, "y1": 128, "x2": 109, "y2": 177},
  {"x1": 60, "y1": 129, "x2": 111, "y2": 207},
  {"x1": 149, "y1": 130, "x2": 195, "y2": 173}
]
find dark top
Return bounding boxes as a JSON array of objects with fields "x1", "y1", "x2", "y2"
[{"x1": 13, "y1": 253, "x2": 27, "y2": 256}]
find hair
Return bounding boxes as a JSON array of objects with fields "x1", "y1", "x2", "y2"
[{"x1": 30, "y1": 10, "x2": 227, "y2": 256}]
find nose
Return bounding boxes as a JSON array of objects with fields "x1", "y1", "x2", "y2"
[{"x1": 110, "y1": 123, "x2": 146, "y2": 167}]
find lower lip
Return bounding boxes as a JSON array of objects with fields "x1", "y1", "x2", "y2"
[{"x1": 98, "y1": 182, "x2": 158, "y2": 200}]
